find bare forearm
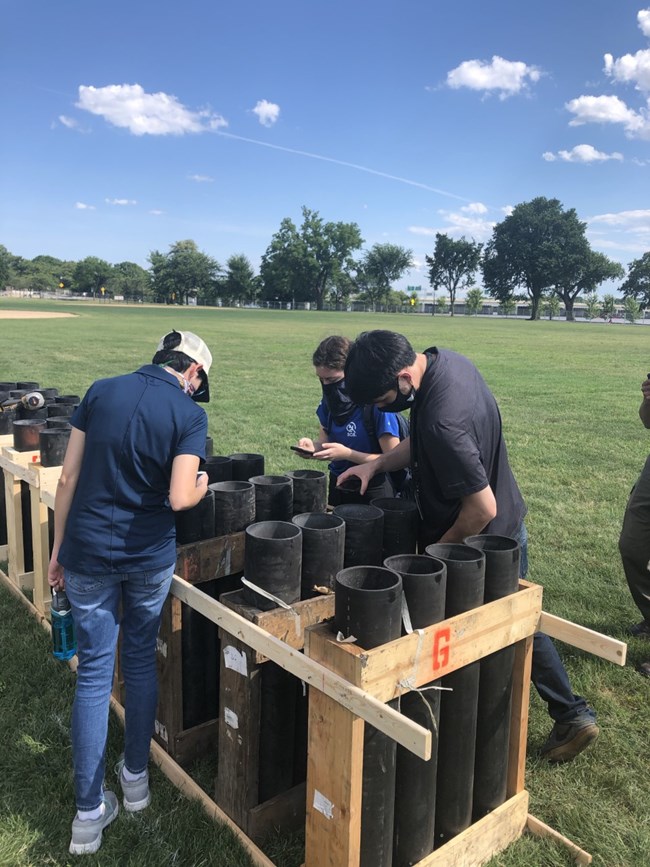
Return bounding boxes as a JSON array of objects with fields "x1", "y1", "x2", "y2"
[
  {"x1": 371, "y1": 437, "x2": 411, "y2": 473},
  {"x1": 438, "y1": 486, "x2": 497, "y2": 543}
]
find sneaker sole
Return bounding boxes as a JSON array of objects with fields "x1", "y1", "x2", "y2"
[
  {"x1": 543, "y1": 726, "x2": 600, "y2": 763},
  {"x1": 123, "y1": 792, "x2": 151, "y2": 812},
  {"x1": 69, "y1": 807, "x2": 118, "y2": 855}
]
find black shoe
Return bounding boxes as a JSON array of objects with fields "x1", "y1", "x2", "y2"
[
  {"x1": 629, "y1": 620, "x2": 650, "y2": 640},
  {"x1": 637, "y1": 661, "x2": 650, "y2": 677},
  {"x1": 540, "y1": 720, "x2": 600, "y2": 763}
]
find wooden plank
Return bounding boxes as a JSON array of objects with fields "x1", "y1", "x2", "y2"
[
  {"x1": 172, "y1": 718, "x2": 219, "y2": 768},
  {"x1": 247, "y1": 782, "x2": 306, "y2": 844},
  {"x1": 175, "y1": 532, "x2": 245, "y2": 585},
  {"x1": 0, "y1": 544, "x2": 8, "y2": 560},
  {"x1": 221, "y1": 590, "x2": 335, "y2": 662},
  {"x1": 41, "y1": 488, "x2": 56, "y2": 511},
  {"x1": 539, "y1": 611, "x2": 626, "y2": 666},
  {"x1": 29, "y1": 483, "x2": 50, "y2": 613},
  {"x1": 305, "y1": 636, "x2": 364, "y2": 867},
  {"x1": 526, "y1": 814, "x2": 592, "y2": 865},
  {"x1": 0, "y1": 447, "x2": 41, "y2": 485},
  {"x1": 4, "y1": 469, "x2": 25, "y2": 582},
  {"x1": 507, "y1": 635, "x2": 533, "y2": 797},
  {"x1": 171, "y1": 575, "x2": 432, "y2": 760},
  {"x1": 306, "y1": 580, "x2": 543, "y2": 702},
  {"x1": 215, "y1": 634, "x2": 262, "y2": 830},
  {"x1": 415, "y1": 791, "x2": 529, "y2": 866},
  {"x1": 154, "y1": 595, "x2": 184, "y2": 754}
]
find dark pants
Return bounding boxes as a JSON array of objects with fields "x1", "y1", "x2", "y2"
[
  {"x1": 619, "y1": 455, "x2": 650, "y2": 624},
  {"x1": 516, "y1": 523, "x2": 595, "y2": 724}
]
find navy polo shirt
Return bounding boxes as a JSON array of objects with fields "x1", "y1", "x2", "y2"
[
  {"x1": 316, "y1": 401, "x2": 400, "y2": 477},
  {"x1": 59, "y1": 365, "x2": 208, "y2": 574}
]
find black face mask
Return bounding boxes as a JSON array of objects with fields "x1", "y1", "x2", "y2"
[
  {"x1": 322, "y1": 378, "x2": 356, "y2": 424},
  {"x1": 377, "y1": 378, "x2": 416, "y2": 413}
]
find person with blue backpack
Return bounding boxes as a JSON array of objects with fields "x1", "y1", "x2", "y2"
[{"x1": 295, "y1": 335, "x2": 407, "y2": 506}]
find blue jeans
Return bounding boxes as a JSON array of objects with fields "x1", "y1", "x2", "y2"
[
  {"x1": 64, "y1": 564, "x2": 174, "y2": 811},
  {"x1": 514, "y1": 524, "x2": 595, "y2": 725}
]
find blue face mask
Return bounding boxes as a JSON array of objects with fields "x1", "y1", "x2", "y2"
[{"x1": 377, "y1": 378, "x2": 415, "y2": 413}]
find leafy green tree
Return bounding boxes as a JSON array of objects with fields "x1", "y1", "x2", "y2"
[
  {"x1": 112, "y1": 261, "x2": 152, "y2": 302},
  {"x1": 73, "y1": 256, "x2": 113, "y2": 297},
  {"x1": 426, "y1": 234, "x2": 483, "y2": 317},
  {"x1": 542, "y1": 295, "x2": 561, "y2": 320},
  {"x1": 623, "y1": 295, "x2": 640, "y2": 323},
  {"x1": 465, "y1": 287, "x2": 484, "y2": 315},
  {"x1": 583, "y1": 293, "x2": 600, "y2": 320},
  {"x1": 554, "y1": 250, "x2": 624, "y2": 321},
  {"x1": 436, "y1": 296, "x2": 448, "y2": 315},
  {"x1": 500, "y1": 295, "x2": 516, "y2": 317},
  {"x1": 621, "y1": 252, "x2": 650, "y2": 310},
  {"x1": 220, "y1": 254, "x2": 259, "y2": 307},
  {"x1": 260, "y1": 207, "x2": 363, "y2": 310},
  {"x1": 482, "y1": 197, "x2": 591, "y2": 321},
  {"x1": 356, "y1": 243, "x2": 413, "y2": 310},
  {"x1": 0, "y1": 245, "x2": 11, "y2": 289},
  {"x1": 148, "y1": 240, "x2": 221, "y2": 305},
  {"x1": 600, "y1": 294, "x2": 616, "y2": 321}
]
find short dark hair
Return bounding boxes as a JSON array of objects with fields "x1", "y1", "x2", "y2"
[
  {"x1": 312, "y1": 335, "x2": 351, "y2": 371},
  {"x1": 152, "y1": 331, "x2": 196, "y2": 374},
  {"x1": 344, "y1": 331, "x2": 416, "y2": 403}
]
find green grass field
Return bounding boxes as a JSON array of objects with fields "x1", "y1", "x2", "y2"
[{"x1": 1, "y1": 298, "x2": 649, "y2": 866}]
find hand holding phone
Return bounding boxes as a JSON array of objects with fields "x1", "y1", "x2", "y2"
[{"x1": 290, "y1": 445, "x2": 315, "y2": 457}]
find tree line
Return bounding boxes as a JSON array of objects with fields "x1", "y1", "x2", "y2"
[{"x1": 2, "y1": 198, "x2": 648, "y2": 319}]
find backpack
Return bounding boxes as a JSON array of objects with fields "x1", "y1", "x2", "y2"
[{"x1": 362, "y1": 405, "x2": 412, "y2": 495}]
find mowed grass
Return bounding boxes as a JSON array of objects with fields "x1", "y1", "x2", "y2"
[{"x1": 1, "y1": 297, "x2": 649, "y2": 867}]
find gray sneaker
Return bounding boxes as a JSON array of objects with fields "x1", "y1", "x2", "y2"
[
  {"x1": 69, "y1": 791, "x2": 119, "y2": 855},
  {"x1": 540, "y1": 719, "x2": 600, "y2": 763},
  {"x1": 115, "y1": 757, "x2": 151, "y2": 812}
]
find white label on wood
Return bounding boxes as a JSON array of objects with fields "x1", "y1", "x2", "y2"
[
  {"x1": 156, "y1": 637, "x2": 167, "y2": 658},
  {"x1": 224, "y1": 707, "x2": 239, "y2": 729},
  {"x1": 313, "y1": 789, "x2": 334, "y2": 820},
  {"x1": 223, "y1": 645, "x2": 248, "y2": 676},
  {"x1": 154, "y1": 720, "x2": 168, "y2": 743}
]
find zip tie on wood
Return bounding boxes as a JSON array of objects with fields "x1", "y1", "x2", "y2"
[{"x1": 240, "y1": 576, "x2": 301, "y2": 635}]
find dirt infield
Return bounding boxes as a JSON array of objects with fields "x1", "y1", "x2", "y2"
[{"x1": 0, "y1": 311, "x2": 76, "y2": 319}]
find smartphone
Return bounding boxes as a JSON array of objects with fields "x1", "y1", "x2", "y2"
[{"x1": 290, "y1": 445, "x2": 315, "y2": 457}]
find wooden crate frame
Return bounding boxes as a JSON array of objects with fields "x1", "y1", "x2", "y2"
[
  {"x1": 216, "y1": 589, "x2": 335, "y2": 842},
  {"x1": 153, "y1": 532, "x2": 246, "y2": 765}
]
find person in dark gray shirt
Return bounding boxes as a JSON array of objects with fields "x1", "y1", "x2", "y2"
[{"x1": 339, "y1": 330, "x2": 599, "y2": 763}]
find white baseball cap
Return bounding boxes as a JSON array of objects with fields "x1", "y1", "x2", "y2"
[{"x1": 156, "y1": 330, "x2": 212, "y2": 401}]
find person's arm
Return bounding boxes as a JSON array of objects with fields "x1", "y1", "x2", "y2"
[
  {"x1": 169, "y1": 453, "x2": 208, "y2": 510},
  {"x1": 336, "y1": 438, "x2": 411, "y2": 493},
  {"x1": 640, "y1": 377, "x2": 650, "y2": 429},
  {"x1": 48, "y1": 427, "x2": 86, "y2": 590},
  {"x1": 437, "y1": 485, "x2": 497, "y2": 543},
  {"x1": 297, "y1": 425, "x2": 328, "y2": 456},
  {"x1": 313, "y1": 432, "x2": 400, "y2": 465}
]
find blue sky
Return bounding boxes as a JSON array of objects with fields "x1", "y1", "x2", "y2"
[{"x1": 2, "y1": 0, "x2": 649, "y2": 295}]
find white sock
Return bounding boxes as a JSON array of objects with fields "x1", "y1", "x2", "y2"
[
  {"x1": 122, "y1": 765, "x2": 147, "y2": 782},
  {"x1": 77, "y1": 802, "x2": 104, "y2": 822}
]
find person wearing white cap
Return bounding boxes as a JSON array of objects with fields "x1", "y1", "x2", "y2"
[{"x1": 48, "y1": 328, "x2": 213, "y2": 855}]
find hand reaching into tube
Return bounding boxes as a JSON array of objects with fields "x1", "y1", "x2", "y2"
[{"x1": 336, "y1": 462, "x2": 378, "y2": 496}]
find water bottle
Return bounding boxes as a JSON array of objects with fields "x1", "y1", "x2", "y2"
[{"x1": 51, "y1": 589, "x2": 76, "y2": 660}]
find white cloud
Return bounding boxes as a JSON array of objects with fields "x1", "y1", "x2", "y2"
[
  {"x1": 461, "y1": 202, "x2": 488, "y2": 214},
  {"x1": 565, "y1": 94, "x2": 649, "y2": 138},
  {"x1": 409, "y1": 207, "x2": 495, "y2": 243},
  {"x1": 59, "y1": 115, "x2": 78, "y2": 129},
  {"x1": 252, "y1": 99, "x2": 280, "y2": 127},
  {"x1": 188, "y1": 174, "x2": 214, "y2": 182},
  {"x1": 501, "y1": 205, "x2": 514, "y2": 216},
  {"x1": 604, "y1": 48, "x2": 650, "y2": 92},
  {"x1": 149, "y1": 209, "x2": 165, "y2": 215},
  {"x1": 542, "y1": 144, "x2": 623, "y2": 162},
  {"x1": 587, "y1": 208, "x2": 650, "y2": 255},
  {"x1": 105, "y1": 198, "x2": 137, "y2": 205},
  {"x1": 76, "y1": 84, "x2": 228, "y2": 136},
  {"x1": 638, "y1": 9, "x2": 650, "y2": 38},
  {"x1": 589, "y1": 208, "x2": 650, "y2": 225},
  {"x1": 446, "y1": 55, "x2": 541, "y2": 98},
  {"x1": 74, "y1": 202, "x2": 95, "y2": 210}
]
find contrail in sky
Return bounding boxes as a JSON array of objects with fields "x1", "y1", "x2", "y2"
[{"x1": 215, "y1": 130, "x2": 472, "y2": 204}]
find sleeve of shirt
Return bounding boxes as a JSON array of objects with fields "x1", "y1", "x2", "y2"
[
  {"x1": 175, "y1": 408, "x2": 208, "y2": 460},
  {"x1": 428, "y1": 422, "x2": 489, "y2": 499},
  {"x1": 68, "y1": 388, "x2": 93, "y2": 432},
  {"x1": 373, "y1": 407, "x2": 400, "y2": 438}
]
